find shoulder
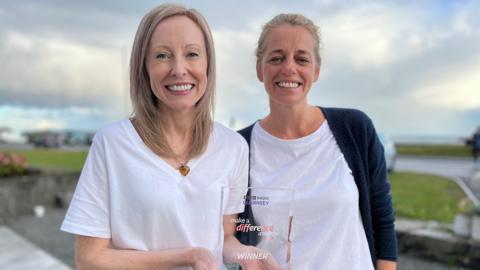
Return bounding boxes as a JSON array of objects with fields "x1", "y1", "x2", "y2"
[
  {"x1": 321, "y1": 107, "x2": 374, "y2": 133},
  {"x1": 321, "y1": 107, "x2": 378, "y2": 147},
  {"x1": 213, "y1": 122, "x2": 249, "y2": 150},
  {"x1": 322, "y1": 107, "x2": 371, "y2": 125},
  {"x1": 92, "y1": 119, "x2": 131, "y2": 145}
]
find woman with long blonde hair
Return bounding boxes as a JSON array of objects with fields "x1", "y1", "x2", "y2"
[{"x1": 61, "y1": 4, "x2": 248, "y2": 269}]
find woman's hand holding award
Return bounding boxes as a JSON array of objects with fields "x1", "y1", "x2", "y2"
[{"x1": 221, "y1": 186, "x2": 294, "y2": 270}]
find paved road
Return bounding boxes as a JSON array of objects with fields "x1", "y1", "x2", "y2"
[
  {"x1": 395, "y1": 156, "x2": 480, "y2": 204},
  {"x1": 3, "y1": 208, "x2": 470, "y2": 270},
  {"x1": 0, "y1": 226, "x2": 71, "y2": 270}
]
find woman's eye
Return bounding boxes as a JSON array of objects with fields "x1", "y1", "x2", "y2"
[
  {"x1": 156, "y1": 53, "x2": 169, "y2": 60},
  {"x1": 187, "y1": 52, "x2": 199, "y2": 58},
  {"x1": 297, "y1": 58, "x2": 310, "y2": 64},
  {"x1": 269, "y1": 57, "x2": 283, "y2": 64}
]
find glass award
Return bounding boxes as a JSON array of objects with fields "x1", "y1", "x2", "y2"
[{"x1": 221, "y1": 186, "x2": 294, "y2": 270}]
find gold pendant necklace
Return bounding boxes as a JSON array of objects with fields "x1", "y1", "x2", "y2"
[
  {"x1": 174, "y1": 155, "x2": 190, "y2": 176},
  {"x1": 172, "y1": 149, "x2": 190, "y2": 176},
  {"x1": 178, "y1": 163, "x2": 190, "y2": 176}
]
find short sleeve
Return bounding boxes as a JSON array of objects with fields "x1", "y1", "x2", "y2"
[
  {"x1": 60, "y1": 133, "x2": 111, "y2": 238},
  {"x1": 223, "y1": 138, "x2": 249, "y2": 215}
]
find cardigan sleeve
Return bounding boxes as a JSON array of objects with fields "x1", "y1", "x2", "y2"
[{"x1": 365, "y1": 117, "x2": 398, "y2": 261}]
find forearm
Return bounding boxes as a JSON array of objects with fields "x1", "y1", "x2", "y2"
[
  {"x1": 376, "y1": 259, "x2": 396, "y2": 270},
  {"x1": 78, "y1": 247, "x2": 196, "y2": 270},
  {"x1": 223, "y1": 234, "x2": 244, "y2": 264},
  {"x1": 76, "y1": 236, "x2": 196, "y2": 270}
]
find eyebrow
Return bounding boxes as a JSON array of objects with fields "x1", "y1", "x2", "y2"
[
  {"x1": 185, "y1": 43, "x2": 201, "y2": 47},
  {"x1": 150, "y1": 44, "x2": 170, "y2": 50},
  {"x1": 267, "y1": 49, "x2": 311, "y2": 56},
  {"x1": 150, "y1": 44, "x2": 202, "y2": 50},
  {"x1": 296, "y1": 50, "x2": 311, "y2": 55}
]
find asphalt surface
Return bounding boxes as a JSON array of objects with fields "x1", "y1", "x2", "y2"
[
  {"x1": 5, "y1": 209, "x2": 75, "y2": 267},
  {"x1": 0, "y1": 226, "x2": 71, "y2": 270},
  {"x1": 4, "y1": 207, "x2": 471, "y2": 270},
  {"x1": 395, "y1": 156, "x2": 480, "y2": 204},
  {"x1": 395, "y1": 156, "x2": 476, "y2": 178}
]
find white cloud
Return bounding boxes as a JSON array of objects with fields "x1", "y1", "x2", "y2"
[
  {"x1": 35, "y1": 119, "x2": 67, "y2": 130},
  {"x1": 0, "y1": 31, "x2": 128, "y2": 111},
  {"x1": 0, "y1": 107, "x2": 66, "y2": 131},
  {"x1": 68, "y1": 106, "x2": 102, "y2": 117},
  {"x1": 5, "y1": 31, "x2": 34, "y2": 50},
  {"x1": 413, "y1": 57, "x2": 480, "y2": 110},
  {"x1": 0, "y1": 106, "x2": 113, "y2": 132},
  {"x1": 213, "y1": 28, "x2": 269, "y2": 125},
  {"x1": 453, "y1": 1, "x2": 480, "y2": 36},
  {"x1": 321, "y1": 2, "x2": 433, "y2": 69}
]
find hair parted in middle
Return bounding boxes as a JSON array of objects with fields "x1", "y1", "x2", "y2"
[
  {"x1": 129, "y1": 3, "x2": 216, "y2": 159},
  {"x1": 256, "y1": 13, "x2": 321, "y2": 67}
]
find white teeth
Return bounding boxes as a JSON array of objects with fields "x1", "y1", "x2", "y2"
[
  {"x1": 166, "y1": 84, "x2": 194, "y2": 91},
  {"x1": 277, "y1": 82, "x2": 300, "y2": 88}
]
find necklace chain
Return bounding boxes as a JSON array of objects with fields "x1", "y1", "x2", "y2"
[{"x1": 173, "y1": 155, "x2": 190, "y2": 176}]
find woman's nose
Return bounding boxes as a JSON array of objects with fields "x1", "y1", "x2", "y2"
[
  {"x1": 171, "y1": 58, "x2": 187, "y2": 77},
  {"x1": 280, "y1": 58, "x2": 296, "y2": 76}
]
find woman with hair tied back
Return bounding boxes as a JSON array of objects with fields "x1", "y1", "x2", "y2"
[
  {"x1": 237, "y1": 14, "x2": 398, "y2": 270},
  {"x1": 61, "y1": 4, "x2": 249, "y2": 270}
]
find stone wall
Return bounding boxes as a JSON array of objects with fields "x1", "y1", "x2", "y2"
[
  {"x1": 0, "y1": 171, "x2": 79, "y2": 223},
  {"x1": 397, "y1": 219, "x2": 480, "y2": 269}
]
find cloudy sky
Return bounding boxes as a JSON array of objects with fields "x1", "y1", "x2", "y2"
[{"x1": 1, "y1": 0, "x2": 479, "y2": 140}]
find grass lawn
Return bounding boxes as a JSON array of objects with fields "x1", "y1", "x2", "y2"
[
  {"x1": 5, "y1": 148, "x2": 88, "y2": 172},
  {"x1": 397, "y1": 144, "x2": 471, "y2": 157},
  {"x1": 390, "y1": 172, "x2": 466, "y2": 223}
]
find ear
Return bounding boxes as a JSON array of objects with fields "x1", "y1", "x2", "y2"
[
  {"x1": 256, "y1": 61, "x2": 264, "y2": 82},
  {"x1": 313, "y1": 65, "x2": 320, "y2": 82}
]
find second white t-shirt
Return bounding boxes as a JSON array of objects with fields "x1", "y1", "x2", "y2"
[{"x1": 250, "y1": 121, "x2": 374, "y2": 270}]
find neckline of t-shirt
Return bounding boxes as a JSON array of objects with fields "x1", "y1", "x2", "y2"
[
  {"x1": 253, "y1": 119, "x2": 329, "y2": 145},
  {"x1": 123, "y1": 118, "x2": 203, "y2": 179}
]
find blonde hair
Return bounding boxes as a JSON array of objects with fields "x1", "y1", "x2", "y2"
[
  {"x1": 130, "y1": 3, "x2": 215, "y2": 159},
  {"x1": 256, "y1": 13, "x2": 321, "y2": 66}
]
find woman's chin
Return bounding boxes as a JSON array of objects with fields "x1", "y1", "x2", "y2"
[
  {"x1": 269, "y1": 96, "x2": 308, "y2": 108},
  {"x1": 161, "y1": 103, "x2": 197, "y2": 114}
]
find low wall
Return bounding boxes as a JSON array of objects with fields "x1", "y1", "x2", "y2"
[
  {"x1": 0, "y1": 171, "x2": 79, "y2": 223},
  {"x1": 397, "y1": 219, "x2": 480, "y2": 269}
]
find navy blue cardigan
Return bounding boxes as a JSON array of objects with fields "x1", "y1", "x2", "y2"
[{"x1": 237, "y1": 107, "x2": 398, "y2": 265}]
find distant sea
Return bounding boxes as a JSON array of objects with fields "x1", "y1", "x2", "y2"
[{"x1": 392, "y1": 135, "x2": 468, "y2": 145}]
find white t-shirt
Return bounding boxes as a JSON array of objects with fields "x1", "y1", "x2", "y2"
[
  {"x1": 61, "y1": 120, "x2": 248, "y2": 270},
  {"x1": 250, "y1": 121, "x2": 374, "y2": 270}
]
